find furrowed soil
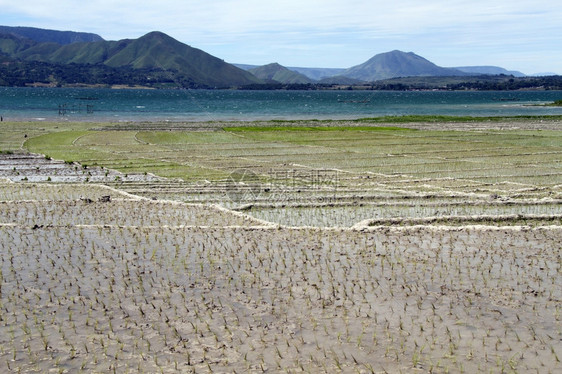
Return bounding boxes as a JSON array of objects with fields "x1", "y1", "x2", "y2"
[{"x1": 0, "y1": 118, "x2": 561, "y2": 373}]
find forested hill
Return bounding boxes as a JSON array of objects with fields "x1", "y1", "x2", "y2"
[{"x1": 0, "y1": 29, "x2": 261, "y2": 88}]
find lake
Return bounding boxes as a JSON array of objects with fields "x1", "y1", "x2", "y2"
[{"x1": 1, "y1": 87, "x2": 562, "y2": 122}]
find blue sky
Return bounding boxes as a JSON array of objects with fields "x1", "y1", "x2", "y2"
[{"x1": 1, "y1": 0, "x2": 561, "y2": 74}]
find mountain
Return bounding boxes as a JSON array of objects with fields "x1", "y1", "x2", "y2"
[
  {"x1": 0, "y1": 30, "x2": 261, "y2": 88},
  {"x1": 234, "y1": 64, "x2": 346, "y2": 81},
  {"x1": 342, "y1": 50, "x2": 467, "y2": 81},
  {"x1": 0, "y1": 33, "x2": 37, "y2": 55},
  {"x1": 248, "y1": 63, "x2": 314, "y2": 84},
  {"x1": 0, "y1": 26, "x2": 103, "y2": 45},
  {"x1": 0, "y1": 26, "x2": 547, "y2": 88},
  {"x1": 318, "y1": 76, "x2": 365, "y2": 85},
  {"x1": 288, "y1": 67, "x2": 346, "y2": 80},
  {"x1": 454, "y1": 66, "x2": 525, "y2": 77},
  {"x1": 237, "y1": 55, "x2": 533, "y2": 84},
  {"x1": 96, "y1": 31, "x2": 260, "y2": 86},
  {"x1": 232, "y1": 63, "x2": 259, "y2": 71}
]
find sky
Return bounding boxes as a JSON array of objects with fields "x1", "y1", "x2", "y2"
[{"x1": 1, "y1": 0, "x2": 561, "y2": 75}]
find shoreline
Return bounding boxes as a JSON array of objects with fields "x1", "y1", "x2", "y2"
[{"x1": 2, "y1": 115, "x2": 562, "y2": 132}]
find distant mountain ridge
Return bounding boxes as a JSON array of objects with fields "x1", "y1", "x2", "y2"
[
  {"x1": 289, "y1": 67, "x2": 346, "y2": 80},
  {"x1": 0, "y1": 25, "x2": 546, "y2": 88},
  {"x1": 0, "y1": 26, "x2": 103, "y2": 45},
  {"x1": 248, "y1": 63, "x2": 314, "y2": 84},
  {"x1": 453, "y1": 66, "x2": 525, "y2": 77},
  {"x1": 236, "y1": 51, "x2": 526, "y2": 83}
]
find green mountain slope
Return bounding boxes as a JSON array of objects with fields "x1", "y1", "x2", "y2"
[
  {"x1": 0, "y1": 30, "x2": 261, "y2": 88},
  {"x1": 248, "y1": 63, "x2": 314, "y2": 83},
  {"x1": 343, "y1": 50, "x2": 467, "y2": 81},
  {"x1": 0, "y1": 33, "x2": 36, "y2": 55},
  {"x1": 103, "y1": 32, "x2": 261, "y2": 86},
  {"x1": 16, "y1": 42, "x2": 64, "y2": 61},
  {"x1": 0, "y1": 26, "x2": 103, "y2": 44}
]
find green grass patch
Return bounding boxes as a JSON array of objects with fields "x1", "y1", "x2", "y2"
[
  {"x1": 21, "y1": 129, "x2": 231, "y2": 181},
  {"x1": 353, "y1": 114, "x2": 562, "y2": 123},
  {"x1": 237, "y1": 114, "x2": 562, "y2": 124},
  {"x1": 73, "y1": 131, "x2": 141, "y2": 145},
  {"x1": 137, "y1": 131, "x2": 254, "y2": 144},
  {"x1": 9, "y1": 120, "x2": 562, "y2": 186},
  {"x1": 25, "y1": 131, "x2": 89, "y2": 148},
  {"x1": 24, "y1": 131, "x2": 90, "y2": 160}
]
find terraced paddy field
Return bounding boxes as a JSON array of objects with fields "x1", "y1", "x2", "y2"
[{"x1": 0, "y1": 117, "x2": 561, "y2": 372}]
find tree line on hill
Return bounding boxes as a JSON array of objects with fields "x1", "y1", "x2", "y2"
[
  {"x1": 366, "y1": 76, "x2": 562, "y2": 91},
  {"x1": 1, "y1": 26, "x2": 561, "y2": 90},
  {"x1": 2, "y1": 57, "x2": 561, "y2": 90},
  {"x1": 0, "y1": 59, "x2": 211, "y2": 88},
  {"x1": 240, "y1": 76, "x2": 562, "y2": 91}
]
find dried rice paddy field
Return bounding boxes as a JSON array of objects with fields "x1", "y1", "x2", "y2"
[{"x1": 0, "y1": 118, "x2": 561, "y2": 373}]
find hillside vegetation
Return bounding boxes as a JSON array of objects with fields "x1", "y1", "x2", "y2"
[
  {"x1": 0, "y1": 25, "x2": 103, "y2": 44},
  {"x1": 1, "y1": 26, "x2": 561, "y2": 89},
  {"x1": 248, "y1": 63, "x2": 314, "y2": 84},
  {"x1": 0, "y1": 31, "x2": 261, "y2": 88}
]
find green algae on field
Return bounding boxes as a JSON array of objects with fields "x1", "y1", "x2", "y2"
[{"x1": 17, "y1": 119, "x2": 558, "y2": 186}]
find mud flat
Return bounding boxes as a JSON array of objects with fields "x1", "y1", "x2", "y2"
[
  {"x1": 0, "y1": 118, "x2": 561, "y2": 372},
  {"x1": 1, "y1": 181, "x2": 561, "y2": 373},
  {"x1": 0, "y1": 152, "x2": 163, "y2": 183}
]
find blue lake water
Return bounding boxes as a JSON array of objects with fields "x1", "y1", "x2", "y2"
[{"x1": 1, "y1": 87, "x2": 562, "y2": 121}]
